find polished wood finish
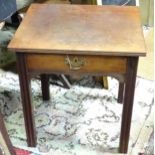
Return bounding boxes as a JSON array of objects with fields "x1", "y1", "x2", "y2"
[
  {"x1": 0, "y1": 112, "x2": 16, "y2": 155},
  {"x1": 16, "y1": 53, "x2": 36, "y2": 147},
  {"x1": 8, "y1": 4, "x2": 146, "y2": 56},
  {"x1": 26, "y1": 54, "x2": 127, "y2": 74},
  {"x1": 119, "y1": 57, "x2": 138, "y2": 153},
  {"x1": 8, "y1": 4, "x2": 146, "y2": 153}
]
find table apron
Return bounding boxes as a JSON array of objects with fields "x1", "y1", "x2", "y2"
[{"x1": 26, "y1": 54, "x2": 127, "y2": 75}]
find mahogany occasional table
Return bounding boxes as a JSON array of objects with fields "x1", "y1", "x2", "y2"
[{"x1": 8, "y1": 4, "x2": 146, "y2": 153}]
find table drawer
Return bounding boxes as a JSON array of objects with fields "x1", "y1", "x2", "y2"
[{"x1": 26, "y1": 54, "x2": 127, "y2": 74}]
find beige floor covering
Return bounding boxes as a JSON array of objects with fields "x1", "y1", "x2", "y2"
[
  {"x1": 131, "y1": 27, "x2": 154, "y2": 155},
  {"x1": 137, "y1": 27, "x2": 154, "y2": 81}
]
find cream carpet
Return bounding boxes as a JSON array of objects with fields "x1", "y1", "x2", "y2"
[
  {"x1": 0, "y1": 69, "x2": 154, "y2": 155},
  {"x1": 137, "y1": 27, "x2": 154, "y2": 81}
]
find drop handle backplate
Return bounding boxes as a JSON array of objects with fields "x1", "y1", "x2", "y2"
[{"x1": 65, "y1": 56, "x2": 86, "y2": 70}]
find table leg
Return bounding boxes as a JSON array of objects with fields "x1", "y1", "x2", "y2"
[
  {"x1": 41, "y1": 74, "x2": 50, "y2": 101},
  {"x1": 0, "y1": 111, "x2": 16, "y2": 155},
  {"x1": 16, "y1": 53, "x2": 36, "y2": 147},
  {"x1": 119, "y1": 57, "x2": 138, "y2": 153},
  {"x1": 118, "y1": 82, "x2": 124, "y2": 103}
]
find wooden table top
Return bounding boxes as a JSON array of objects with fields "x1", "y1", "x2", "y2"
[{"x1": 8, "y1": 4, "x2": 146, "y2": 56}]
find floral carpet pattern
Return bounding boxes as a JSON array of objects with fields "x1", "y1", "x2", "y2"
[{"x1": 0, "y1": 69, "x2": 154, "y2": 155}]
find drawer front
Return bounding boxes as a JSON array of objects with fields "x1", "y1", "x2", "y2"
[{"x1": 26, "y1": 54, "x2": 127, "y2": 74}]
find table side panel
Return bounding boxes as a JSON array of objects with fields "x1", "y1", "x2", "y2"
[{"x1": 26, "y1": 54, "x2": 127, "y2": 74}]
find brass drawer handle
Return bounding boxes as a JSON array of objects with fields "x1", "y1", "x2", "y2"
[{"x1": 65, "y1": 56, "x2": 86, "y2": 70}]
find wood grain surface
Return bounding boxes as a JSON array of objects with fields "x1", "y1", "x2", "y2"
[
  {"x1": 8, "y1": 4, "x2": 146, "y2": 56},
  {"x1": 26, "y1": 54, "x2": 127, "y2": 73}
]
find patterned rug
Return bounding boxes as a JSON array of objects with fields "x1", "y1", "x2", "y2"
[{"x1": 0, "y1": 69, "x2": 154, "y2": 155}]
